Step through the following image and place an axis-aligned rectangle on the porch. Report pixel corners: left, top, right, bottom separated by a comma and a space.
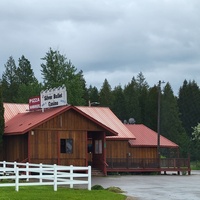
106, 157, 191, 175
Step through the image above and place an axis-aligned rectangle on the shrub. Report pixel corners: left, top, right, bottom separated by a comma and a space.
91, 185, 104, 190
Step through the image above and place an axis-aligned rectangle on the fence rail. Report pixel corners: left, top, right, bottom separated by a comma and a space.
0, 161, 91, 191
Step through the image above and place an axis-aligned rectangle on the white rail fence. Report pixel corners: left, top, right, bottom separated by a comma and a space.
0, 161, 91, 191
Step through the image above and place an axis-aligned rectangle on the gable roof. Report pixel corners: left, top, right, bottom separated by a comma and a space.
4, 103, 134, 139
126, 124, 178, 148
77, 106, 135, 140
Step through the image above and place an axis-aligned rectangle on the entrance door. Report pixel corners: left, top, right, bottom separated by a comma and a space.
87, 131, 106, 174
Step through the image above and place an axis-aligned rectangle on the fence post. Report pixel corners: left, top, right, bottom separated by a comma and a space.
14, 161, 17, 170
88, 166, 91, 190
15, 167, 19, 192
53, 164, 57, 191
3, 161, 6, 175
70, 165, 73, 189
26, 162, 29, 181
39, 163, 43, 183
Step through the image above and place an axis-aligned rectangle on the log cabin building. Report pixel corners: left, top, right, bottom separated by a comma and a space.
3, 103, 191, 175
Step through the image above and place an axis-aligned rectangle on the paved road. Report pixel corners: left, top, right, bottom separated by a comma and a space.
91, 171, 200, 200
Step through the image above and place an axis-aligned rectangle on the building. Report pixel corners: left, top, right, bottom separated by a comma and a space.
3, 103, 190, 175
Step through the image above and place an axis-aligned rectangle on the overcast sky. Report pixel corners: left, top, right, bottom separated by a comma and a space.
1, 0, 200, 95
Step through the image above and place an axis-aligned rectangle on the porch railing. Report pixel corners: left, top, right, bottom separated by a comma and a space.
106, 157, 190, 173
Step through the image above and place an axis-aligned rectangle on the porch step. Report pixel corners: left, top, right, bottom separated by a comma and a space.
92, 168, 105, 176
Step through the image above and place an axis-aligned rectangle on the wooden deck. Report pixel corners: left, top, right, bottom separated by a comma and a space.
106, 157, 191, 175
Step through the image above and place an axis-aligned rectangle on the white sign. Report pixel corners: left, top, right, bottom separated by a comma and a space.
40, 85, 67, 109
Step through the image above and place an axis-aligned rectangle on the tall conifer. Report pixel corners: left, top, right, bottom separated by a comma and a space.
0, 84, 4, 145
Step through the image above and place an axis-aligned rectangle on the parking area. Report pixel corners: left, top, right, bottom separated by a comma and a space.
91, 171, 200, 200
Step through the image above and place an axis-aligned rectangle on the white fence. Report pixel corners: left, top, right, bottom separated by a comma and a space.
0, 161, 91, 191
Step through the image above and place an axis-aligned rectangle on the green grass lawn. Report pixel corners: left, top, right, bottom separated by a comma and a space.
0, 186, 126, 200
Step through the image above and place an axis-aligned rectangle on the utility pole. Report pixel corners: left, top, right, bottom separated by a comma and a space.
157, 80, 161, 158
157, 80, 165, 158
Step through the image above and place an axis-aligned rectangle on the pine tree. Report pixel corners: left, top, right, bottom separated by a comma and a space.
17, 55, 38, 85
99, 79, 113, 107
136, 72, 149, 124
15, 55, 41, 103
1, 56, 18, 102
41, 48, 86, 105
161, 83, 189, 157
0, 84, 4, 146
178, 80, 200, 138
178, 80, 200, 160
111, 85, 126, 121
87, 85, 99, 106
145, 85, 158, 131
124, 77, 141, 123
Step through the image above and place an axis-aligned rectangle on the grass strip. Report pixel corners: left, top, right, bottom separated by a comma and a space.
0, 186, 126, 200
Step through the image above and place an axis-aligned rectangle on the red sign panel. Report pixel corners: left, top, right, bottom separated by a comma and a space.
29, 96, 41, 111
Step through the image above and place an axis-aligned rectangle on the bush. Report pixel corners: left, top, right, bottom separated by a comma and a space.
91, 185, 104, 190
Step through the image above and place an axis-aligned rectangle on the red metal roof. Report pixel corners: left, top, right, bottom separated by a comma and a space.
4, 106, 70, 135
77, 106, 135, 140
4, 103, 29, 123
4, 104, 133, 139
126, 124, 178, 148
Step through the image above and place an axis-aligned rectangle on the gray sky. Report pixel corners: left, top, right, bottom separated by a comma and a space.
1, 0, 200, 95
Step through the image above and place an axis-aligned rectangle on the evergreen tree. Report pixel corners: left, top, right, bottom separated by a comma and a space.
99, 79, 113, 107
1, 56, 18, 102
124, 77, 141, 123
145, 85, 158, 131
178, 80, 200, 160
111, 85, 126, 121
17, 55, 38, 85
0, 84, 4, 145
161, 83, 189, 157
136, 72, 149, 124
15, 55, 41, 103
178, 80, 200, 138
87, 85, 99, 106
41, 48, 86, 105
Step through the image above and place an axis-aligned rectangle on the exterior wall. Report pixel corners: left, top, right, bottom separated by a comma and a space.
59, 130, 87, 166
29, 130, 58, 164
28, 109, 106, 166
4, 134, 28, 162
106, 140, 157, 159
106, 140, 128, 158
37, 109, 105, 131
29, 130, 87, 166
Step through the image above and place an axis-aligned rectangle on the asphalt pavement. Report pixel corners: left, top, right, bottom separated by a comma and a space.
91, 171, 200, 200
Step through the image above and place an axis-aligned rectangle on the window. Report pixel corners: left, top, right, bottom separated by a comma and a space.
60, 139, 73, 154
95, 140, 102, 154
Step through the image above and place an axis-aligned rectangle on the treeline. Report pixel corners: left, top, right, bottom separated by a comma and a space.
1, 48, 200, 160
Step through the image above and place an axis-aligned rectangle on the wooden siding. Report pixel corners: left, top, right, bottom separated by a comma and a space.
59, 130, 87, 166
29, 130, 57, 164
4, 135, 28, 162
106, 140, 157, 159
36, 109, 106, 131
28, 109, 100, 166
